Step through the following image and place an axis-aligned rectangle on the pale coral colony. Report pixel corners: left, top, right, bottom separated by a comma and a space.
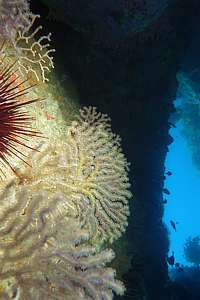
0, 1, 132, 300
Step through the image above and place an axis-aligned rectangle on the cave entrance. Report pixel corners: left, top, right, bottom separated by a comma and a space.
163, 72, 200, 273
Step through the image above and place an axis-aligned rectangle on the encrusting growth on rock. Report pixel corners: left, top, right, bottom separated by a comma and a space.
0, 0, 55, 83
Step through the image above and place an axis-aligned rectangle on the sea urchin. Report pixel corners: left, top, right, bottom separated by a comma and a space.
0, 51, 42, 178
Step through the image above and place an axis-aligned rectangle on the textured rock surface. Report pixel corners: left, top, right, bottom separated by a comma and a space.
41, 0, 174, 45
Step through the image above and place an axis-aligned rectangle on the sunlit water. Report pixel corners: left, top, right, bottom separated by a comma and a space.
163, 97, 200, 267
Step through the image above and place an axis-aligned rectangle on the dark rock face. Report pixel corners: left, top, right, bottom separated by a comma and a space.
41, 0, 174, 45
170, 266, 200, 300
33, 0, 200, 299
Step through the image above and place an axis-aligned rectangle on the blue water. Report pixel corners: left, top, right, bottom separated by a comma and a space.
164, 98, 200, 267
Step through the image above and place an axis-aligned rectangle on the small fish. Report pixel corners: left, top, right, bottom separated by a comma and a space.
177, 267, 184, 272
167, 251, 175, 266
175, 262, 183, 272
168, 122, 176, 128
175, 263, 180, 268
165, 171, 172, 176
170, 220, 177, 232
163, 188, 170, 195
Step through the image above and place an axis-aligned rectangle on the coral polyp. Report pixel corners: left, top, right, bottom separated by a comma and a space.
0, 56, 42, 178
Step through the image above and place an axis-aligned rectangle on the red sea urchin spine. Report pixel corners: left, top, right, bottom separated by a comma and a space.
0, 59, 43, 178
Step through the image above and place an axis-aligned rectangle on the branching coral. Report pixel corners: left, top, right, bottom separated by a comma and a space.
65, 106, 132, 243
14, 107, 132, 243
0, 0, 55, 82
0, 100, 130, 298
0, 2, 131, 298
0, 182, 125, 299
14, 14, 55, 83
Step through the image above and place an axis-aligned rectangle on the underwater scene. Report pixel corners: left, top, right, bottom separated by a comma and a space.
0, 1, 200, 300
